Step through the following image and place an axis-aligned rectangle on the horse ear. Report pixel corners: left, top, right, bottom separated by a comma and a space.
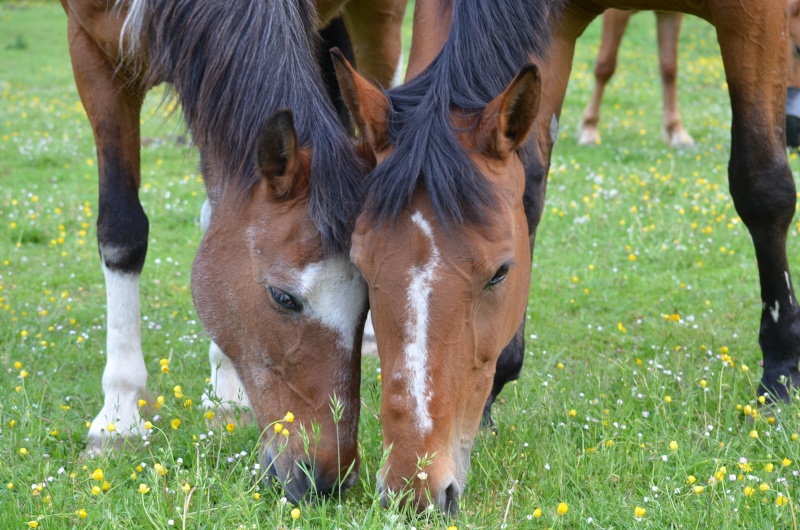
331, 47, 390, 152
257, 109, 303, 201
478, 64, 542, 159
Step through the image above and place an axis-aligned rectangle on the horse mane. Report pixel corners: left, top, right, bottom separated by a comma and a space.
366, 0, 565, 226
126, 0, 366, 253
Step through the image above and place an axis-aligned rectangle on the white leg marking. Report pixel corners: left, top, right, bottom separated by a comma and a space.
403, 211, 441, 434
88, 265, 148, 453
390, 48, 405, 89
771, 300, 781, 323
202, 341, 251, 409
200, 198, 212, 234
550, 113, 559, 143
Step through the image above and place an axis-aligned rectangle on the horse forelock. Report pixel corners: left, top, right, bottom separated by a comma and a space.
366, 0, 565, 229
133, 0, 365, 254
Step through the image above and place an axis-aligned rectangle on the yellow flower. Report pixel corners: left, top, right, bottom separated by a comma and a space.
741, 364, 749, 373
19, 447, 28, 455
144, 421, 153, 430
20, 370, 29, 378
447, 527, 458, 530
556, 362, 565, 369
669, 441, 678, 451
171, 419, 181, 430
13, 361, 22, 369
569, 409, 577, 417
749, 430, 758, 439
759, 483, 770, 492
106, 422, 116, 432
532, 508, 542, 518
777, 495, 788, 506
628, 253, 636, 262
664, 395, 672, 403
154, 463, 167, 476
557, 502, 569, 515
282, 429, 290, 437
617, 322, 626, 333
765, 463, 774, 473
138, 399, 147, 408
253, 492, 261, 500
758, 395, 766, 405
687, 475, 697, 485
181, 483, 191, 493
284, 412, 295, 423
273, 423, 283, 434
27, 522, 38, 528
102, 480, 111, 492
700, 379, 707, 388
77, 508, 87, 518
744, 486, 755, 497
91, 485, 101, 495
634, 506, 646, 518
782, 458, 792, 467
205, 410, 215, 421
138, 484, 151, 494
226, 423, 235, 433
174, 386, 184, 399
693, 486, 705, 494
92, 468, 104, 481
7, 483, 14, 489
291, 508, 301, 520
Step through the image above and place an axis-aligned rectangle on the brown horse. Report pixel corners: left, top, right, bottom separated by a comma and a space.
577, 9, 695, 148
335, 0, 795, 514
60, 0, 403, 501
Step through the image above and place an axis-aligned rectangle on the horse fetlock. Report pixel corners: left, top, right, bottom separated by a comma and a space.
577, 122, 601, 146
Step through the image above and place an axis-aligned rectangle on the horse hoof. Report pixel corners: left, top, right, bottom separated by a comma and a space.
786, 115, 800, 149
665, 128, 696, 149
577, 125, 601, 146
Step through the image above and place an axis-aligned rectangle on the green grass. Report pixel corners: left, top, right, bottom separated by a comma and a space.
3, 3, 800, 528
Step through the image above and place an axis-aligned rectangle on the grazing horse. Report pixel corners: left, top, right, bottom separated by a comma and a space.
335, 0, 796, 514
59, 0, 394, 501
577, 9, 695, 148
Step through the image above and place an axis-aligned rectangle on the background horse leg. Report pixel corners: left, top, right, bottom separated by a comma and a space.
578, 9, 633, 146
342, 0, 407, 87
655, 11, 694, 148
786, 0, 800, 147
714, 2, 800, 402
64, 12, 149, 454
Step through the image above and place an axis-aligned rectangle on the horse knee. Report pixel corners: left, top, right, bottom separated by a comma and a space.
97, 185, 149, 273
594, 57, 616, 84
659, 60, 677, 86
729, 154, 795, 231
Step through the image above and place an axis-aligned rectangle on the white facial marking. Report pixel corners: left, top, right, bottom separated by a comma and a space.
88, 264, 148, 452
771, 300, 781, 323
550, 113, 559, 143
296, 255, 367, 352
403, 211, 441, 434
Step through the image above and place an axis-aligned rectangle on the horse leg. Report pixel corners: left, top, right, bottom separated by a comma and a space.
578, 9, 633, 146
713, 2, 800, 402
198, 199, 253, 423
65, 14, 149, 454
655, 11, 694, 148
342, 0, 407, 87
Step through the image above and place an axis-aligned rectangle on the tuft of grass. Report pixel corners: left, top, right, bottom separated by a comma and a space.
2, 4, 800, 528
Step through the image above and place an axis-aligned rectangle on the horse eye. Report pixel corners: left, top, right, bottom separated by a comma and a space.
488, 264, 510, 287
268, 286, 301, 311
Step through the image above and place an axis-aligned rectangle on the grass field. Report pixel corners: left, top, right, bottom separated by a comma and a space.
3, 2, 800, 528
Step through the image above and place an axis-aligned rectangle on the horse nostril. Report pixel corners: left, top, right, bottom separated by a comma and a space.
443, 482, 459, 516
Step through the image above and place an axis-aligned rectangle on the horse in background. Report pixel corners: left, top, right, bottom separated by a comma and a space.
577, 9, 695, 148
787, 0, 800, 147
334, 0, 796, 514
59, 0, 405, 501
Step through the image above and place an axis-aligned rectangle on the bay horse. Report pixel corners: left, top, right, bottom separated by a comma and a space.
334, 0, 796, 514
577, 9, 695, 148
60, 0, 404, 501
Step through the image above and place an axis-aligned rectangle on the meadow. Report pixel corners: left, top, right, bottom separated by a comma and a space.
2, 2, 800, 528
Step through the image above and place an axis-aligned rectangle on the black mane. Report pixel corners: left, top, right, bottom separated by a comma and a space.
135, 0, 365, 253
366, 0, 564, 226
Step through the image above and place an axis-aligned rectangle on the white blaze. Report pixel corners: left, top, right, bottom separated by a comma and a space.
403, 211, 441, 433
